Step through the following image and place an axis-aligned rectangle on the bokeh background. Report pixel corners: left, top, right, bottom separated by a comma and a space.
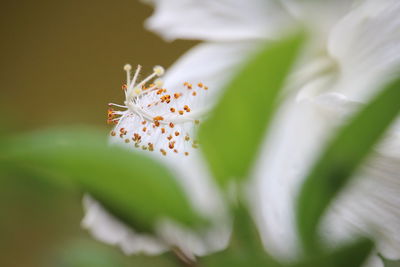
0, 1, 194, 266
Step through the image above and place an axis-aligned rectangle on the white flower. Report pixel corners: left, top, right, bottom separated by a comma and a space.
84, 63, 231, 257
83, 0, 400, 266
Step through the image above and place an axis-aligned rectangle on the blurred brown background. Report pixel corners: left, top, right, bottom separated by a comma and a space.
0, 1, 194, 266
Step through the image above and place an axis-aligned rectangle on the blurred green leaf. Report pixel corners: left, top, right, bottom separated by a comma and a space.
48, 239, 179, 267
380, 256, 400, 267
297, 78, 400, 252
0, 127, 204, 232
202, 203, 281, 267
199, 32, 305, 187
293, 238, 373, 267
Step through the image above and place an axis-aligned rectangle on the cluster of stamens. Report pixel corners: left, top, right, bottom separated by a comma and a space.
107, 64, 209, 156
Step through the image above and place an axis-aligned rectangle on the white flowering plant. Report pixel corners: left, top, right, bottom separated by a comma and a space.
1, 30, 400, 267
2, 0, 400, 266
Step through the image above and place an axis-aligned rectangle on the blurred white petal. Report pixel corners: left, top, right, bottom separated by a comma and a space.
82, 195, 167, 255
322, 124, 400, 260
281, 0, 354, 33
145, 0, 294, 41
162, 41, 262, 101
328, 0, 400, 101
253, 92, 400, 264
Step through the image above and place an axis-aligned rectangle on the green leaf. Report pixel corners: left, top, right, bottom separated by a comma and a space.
202, 203, 281, 267
0, 127, 204, 232
297, 78, 400, 252
49, 239, 179, 267
199, 32, 305, 187
293, 238, 373, 267
380, 255, 400, 267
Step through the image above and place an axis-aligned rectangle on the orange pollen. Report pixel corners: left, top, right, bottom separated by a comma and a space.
204, 86, 208, 90
160, 149, 167, 156
184, 136, 190, 141
141, 121, 146, 125
178, 110, 184, 115
192, 92, 197, 96
110, 131, 116, 136
148, 143, 154, 151
174, 93, 180, 99
161, 128, 166, 134
142, 127, 147, 132
168, 142, 175, 149
132, 133, 142, 142
170, 107, 176, 112
169, 122, 174, 128
198, 83, 203, 88
174, 149, 178, 153
122, 84, 127, 90
175, 131, 180, 136
153, 116, 164, 121
167, 135, 173, 141
184, 152, 189, 156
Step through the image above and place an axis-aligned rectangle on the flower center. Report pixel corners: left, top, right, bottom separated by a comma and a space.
107, 64, 209, 156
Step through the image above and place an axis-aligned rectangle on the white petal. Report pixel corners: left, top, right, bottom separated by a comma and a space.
321, 123, 400, 261
253, 92, 400, 265
162, 41, 262, 106
253, 94, 335, 260
81, 195, 166, 255
145, 0, 294, 41
281, 0, 354, 34
328, 0, 400, 102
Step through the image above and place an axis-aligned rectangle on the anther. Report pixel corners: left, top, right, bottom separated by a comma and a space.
153, 65, 165, 76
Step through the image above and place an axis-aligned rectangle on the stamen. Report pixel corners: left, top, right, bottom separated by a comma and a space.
124, 64, 132, 87
108, 64, 210, 156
